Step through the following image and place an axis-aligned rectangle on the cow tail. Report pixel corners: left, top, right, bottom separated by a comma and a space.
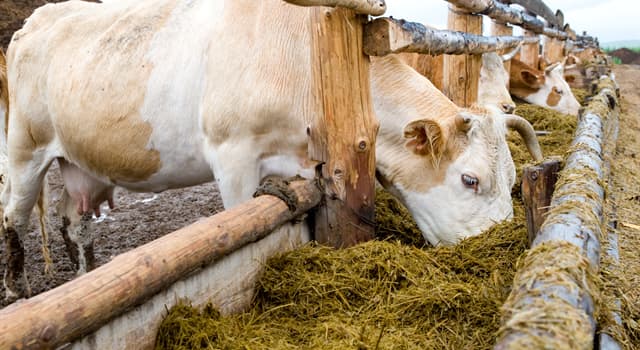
37, 181, 53, 275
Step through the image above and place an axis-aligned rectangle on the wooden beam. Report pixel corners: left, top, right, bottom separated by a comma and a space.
445, 0, 567, 39
363, 17, 538, 56
307, 7, 377, 247
495, 77, 618, 349
543, 36, 565, 64
0, 180, 322, 349
498, 0, 559, 28
521, 25, 540, 69
521, 159, 561, 245
443, 5, 482, 107
283, 0, 386, 15
490, 20, 514, 82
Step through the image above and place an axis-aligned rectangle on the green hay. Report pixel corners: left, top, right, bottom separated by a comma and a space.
156, 103, 581, 350
572, 88, 590, 106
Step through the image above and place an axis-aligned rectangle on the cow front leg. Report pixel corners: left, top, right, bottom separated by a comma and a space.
1, 225, 29, 301
2, 168, 48, 301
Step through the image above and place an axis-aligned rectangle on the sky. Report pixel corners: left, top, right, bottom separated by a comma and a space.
384, 0, 639, 44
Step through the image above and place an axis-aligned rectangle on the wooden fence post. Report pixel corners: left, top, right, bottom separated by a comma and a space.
521, 159, 561, 245
307, 7, 378, 247
490, 20, 513, 82
520, 11, 540, 68
543, 36, 565, 64
443, 5, 482, 107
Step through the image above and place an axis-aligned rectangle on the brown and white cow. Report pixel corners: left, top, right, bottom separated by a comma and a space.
1, 0, 541, 300
509, 58, 581, 116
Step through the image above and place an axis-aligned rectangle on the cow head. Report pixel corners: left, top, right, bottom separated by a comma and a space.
372, 56, 543, 246
478, 52, 516, 114
509, 58, 580, 116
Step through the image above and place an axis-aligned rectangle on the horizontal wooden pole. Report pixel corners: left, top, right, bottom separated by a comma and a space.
445, 0, 568, 39
0, 180, 322, 350
282, 0, 386, 15
495, 77, 618, 349
499, 0, 560, 27
364, 17, 538, 56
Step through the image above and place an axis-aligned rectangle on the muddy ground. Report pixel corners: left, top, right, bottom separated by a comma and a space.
0, 164, 225, 308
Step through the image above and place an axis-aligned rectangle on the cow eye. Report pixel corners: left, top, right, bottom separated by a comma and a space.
553, 87, 564, 95
461, 174, 479, 191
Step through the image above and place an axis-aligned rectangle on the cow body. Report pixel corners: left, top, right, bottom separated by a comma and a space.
2, 0, 540, 300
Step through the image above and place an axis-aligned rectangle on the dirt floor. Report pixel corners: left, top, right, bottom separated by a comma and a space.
608, 64, 640, 345
0, 165, 225, 308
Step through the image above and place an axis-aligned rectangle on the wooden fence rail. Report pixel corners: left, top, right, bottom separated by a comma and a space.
363, 17, 539, 56
495, 77, 619, 349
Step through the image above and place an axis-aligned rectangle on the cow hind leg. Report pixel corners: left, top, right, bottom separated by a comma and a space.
2, 158, 52, 301
57, 159, 114, 274
57, 191, 96, 274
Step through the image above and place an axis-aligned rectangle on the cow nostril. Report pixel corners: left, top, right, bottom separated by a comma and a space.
502, 104, 516, 113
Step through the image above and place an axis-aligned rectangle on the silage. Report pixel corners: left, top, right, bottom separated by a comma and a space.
155, 103, 579, 350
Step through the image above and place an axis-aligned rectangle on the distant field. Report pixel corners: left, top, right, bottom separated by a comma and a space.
602, 40, 640, 50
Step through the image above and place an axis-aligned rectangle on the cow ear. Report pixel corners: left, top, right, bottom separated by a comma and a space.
403, 119, 445, 160
521, 70, 543, 88
564, 75, 576, 84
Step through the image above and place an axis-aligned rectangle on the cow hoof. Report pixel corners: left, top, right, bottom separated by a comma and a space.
4, 288, 21, 303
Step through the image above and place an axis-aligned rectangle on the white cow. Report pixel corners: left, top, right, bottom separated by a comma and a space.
1, 0, 541, 300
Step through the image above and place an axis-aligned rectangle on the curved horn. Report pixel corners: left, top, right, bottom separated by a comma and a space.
505, 114, 543, 162
501, 42, 522, 62
545, 62, 562, 74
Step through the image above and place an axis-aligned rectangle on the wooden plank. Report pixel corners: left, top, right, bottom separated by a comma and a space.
490, 20, 514, 81
543, 36, 565, 64
282, 0, 386, 15
521, 159, 561, 245
363, 17, 538, 56
443, 5, 482, 107
70, 224, 311, 350
307, 7, 377, 247
521, 26, 540, 69
0, 180, 322, 350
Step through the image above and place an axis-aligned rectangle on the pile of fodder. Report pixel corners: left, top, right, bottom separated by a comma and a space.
157, 205, 528, 350
156, 103, 578, 350
572, 88, 590, 106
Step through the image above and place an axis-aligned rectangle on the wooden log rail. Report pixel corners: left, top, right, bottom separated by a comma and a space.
363, 17, 539, 56
445, 0, 568, 40
495, 76, 619, 349
499, 0, 559, 27
0, 179, 322, 350
283, 0, 386, 15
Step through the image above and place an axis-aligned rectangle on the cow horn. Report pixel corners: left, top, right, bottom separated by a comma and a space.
501, 42, 522, 62
505, 114, 543, 162
545, 62, 562, 74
